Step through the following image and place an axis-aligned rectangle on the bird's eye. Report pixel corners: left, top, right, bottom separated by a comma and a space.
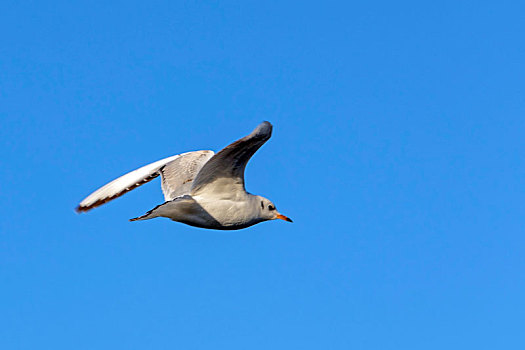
268, 205, 275, 211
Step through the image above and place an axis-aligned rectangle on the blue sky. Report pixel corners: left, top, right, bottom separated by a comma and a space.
1, 1, 525, 349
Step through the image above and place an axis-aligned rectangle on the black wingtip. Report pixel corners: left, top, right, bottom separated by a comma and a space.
253, 121, 272, 139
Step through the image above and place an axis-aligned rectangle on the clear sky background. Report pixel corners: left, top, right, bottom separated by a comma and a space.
1, 1, 525, 349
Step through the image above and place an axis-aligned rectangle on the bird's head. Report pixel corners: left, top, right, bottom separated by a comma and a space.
256, 196, 293, 223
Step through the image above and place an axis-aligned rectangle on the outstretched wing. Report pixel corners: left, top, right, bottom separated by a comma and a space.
190, 121, 272, 198
76, 151, 213, 212
160, 150, 214, 200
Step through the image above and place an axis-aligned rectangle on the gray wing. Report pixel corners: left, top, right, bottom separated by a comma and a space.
160, 150, 214, 200
190, 121, 272, 198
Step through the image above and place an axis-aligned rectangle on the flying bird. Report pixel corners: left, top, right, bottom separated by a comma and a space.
76, 121, 292, 230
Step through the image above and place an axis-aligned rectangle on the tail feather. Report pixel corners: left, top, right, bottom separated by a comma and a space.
129, 195, 193, 223
129, 203, 164, 222
129, 215, 152, 222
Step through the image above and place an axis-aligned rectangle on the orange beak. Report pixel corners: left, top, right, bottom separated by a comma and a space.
276, 213, 293, 222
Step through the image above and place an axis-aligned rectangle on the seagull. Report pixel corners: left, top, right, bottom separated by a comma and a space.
76, 121, 292, 230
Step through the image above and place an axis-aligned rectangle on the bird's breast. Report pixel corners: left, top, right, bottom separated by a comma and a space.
193, 196, 260, 228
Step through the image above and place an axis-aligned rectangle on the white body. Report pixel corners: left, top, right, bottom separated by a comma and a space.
144, 193, 266, 230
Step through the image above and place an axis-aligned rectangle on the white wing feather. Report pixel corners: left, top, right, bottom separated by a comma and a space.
76, 151, 213, 212
160, 150, 214, 200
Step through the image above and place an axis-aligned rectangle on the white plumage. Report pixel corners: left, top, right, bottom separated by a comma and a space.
77, 151, 214, 211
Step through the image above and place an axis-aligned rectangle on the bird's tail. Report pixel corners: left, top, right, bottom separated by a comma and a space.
129, 204, 164, 222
